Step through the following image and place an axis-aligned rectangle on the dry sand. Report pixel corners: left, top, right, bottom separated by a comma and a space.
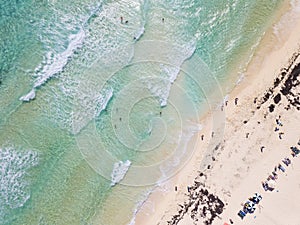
134, 2, 300, 225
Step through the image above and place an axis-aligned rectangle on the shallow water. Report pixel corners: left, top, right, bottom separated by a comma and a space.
0, 0, 284, 224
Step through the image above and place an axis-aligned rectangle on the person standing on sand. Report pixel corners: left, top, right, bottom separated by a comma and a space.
235, 98, 238, 105
279, 132, 284, 139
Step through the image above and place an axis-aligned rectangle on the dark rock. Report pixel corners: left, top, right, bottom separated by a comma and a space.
269, 104, 275, 113
274, 93, 281, 104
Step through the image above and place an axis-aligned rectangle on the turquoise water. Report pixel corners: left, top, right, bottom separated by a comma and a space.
0, 0, 283, 224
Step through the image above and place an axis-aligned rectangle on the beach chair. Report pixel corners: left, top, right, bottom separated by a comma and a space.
249, 207, 256, 214
262, 182, 268, 191
278, 164, 285, 172
282, 158, 290, 166
291, 147, 300, 155
272, 171, 278, 179
238, 210, 246, 219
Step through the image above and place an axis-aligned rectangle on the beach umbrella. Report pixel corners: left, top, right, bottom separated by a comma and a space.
267, 180, 276, 190
247, 202, 255, 213
252, 193, 262, 204
244, 201, 255, 213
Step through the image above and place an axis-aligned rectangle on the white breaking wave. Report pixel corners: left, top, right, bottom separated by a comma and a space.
134, 26, 145, 41
0, 146, 38, 212
19, 89, 36, 102
42, 0, 143, 132
143, 42, 196, 107
72, 87, 114, 134
110, 160, 131, 187
144, 77, 171, 107
161, 64, 180, 84
19, 29, 86, 103
144, 64, 181, 107
34, 29, 85, 88
95, 88, 114, 117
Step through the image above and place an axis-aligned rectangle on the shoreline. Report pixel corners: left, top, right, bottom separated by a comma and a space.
134, 2, 300, 225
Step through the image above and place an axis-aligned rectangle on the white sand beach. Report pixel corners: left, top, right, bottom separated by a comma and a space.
134, 2, 300, 225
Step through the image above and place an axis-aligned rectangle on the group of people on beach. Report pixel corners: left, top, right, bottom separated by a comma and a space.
220, 98, 238, 111
274, 116, 284, 139
261, 139, 300, 192
262, 141, 300, 191
237, 139, 300, 222
237, 193, 262, 220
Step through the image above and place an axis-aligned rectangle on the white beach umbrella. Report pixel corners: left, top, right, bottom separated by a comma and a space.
267, 180, 276, 190
252, 193, 262, 203
244, 201, 255, 213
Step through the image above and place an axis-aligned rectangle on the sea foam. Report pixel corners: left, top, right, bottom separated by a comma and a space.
19, 29, 86, 103
110, 160, 131, 187
19, 89, 36, 102
143, 42, 196, 107
95, 88, 114, 117
0, 146, 38, 213
72, 87, 114, 134
134, 26, 145, 41
34, 29, 85, 88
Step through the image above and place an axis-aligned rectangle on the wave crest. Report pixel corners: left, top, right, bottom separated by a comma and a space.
110, 160, 131, 187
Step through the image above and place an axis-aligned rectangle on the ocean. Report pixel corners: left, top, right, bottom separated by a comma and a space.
0, 0, 284, 224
